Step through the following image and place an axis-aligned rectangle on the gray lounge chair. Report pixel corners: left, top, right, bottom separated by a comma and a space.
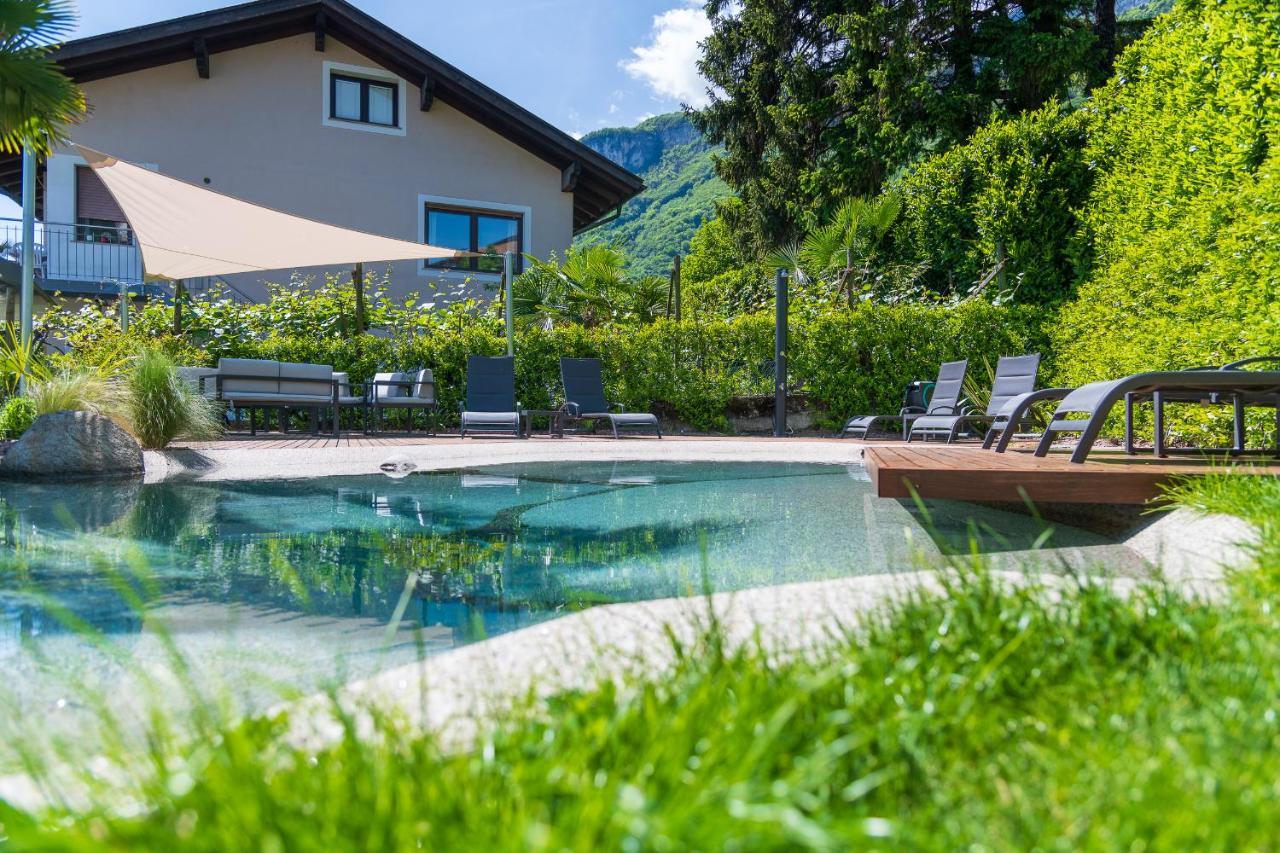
460, 356, 522, 438
559, 357, 661, 438
910, 353, 1041, 443
842, 360, 968, 440
369, 369, 437, 434
1036, 366, 1280, 463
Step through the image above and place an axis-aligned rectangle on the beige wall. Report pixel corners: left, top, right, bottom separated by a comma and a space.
50, 34, 575, 304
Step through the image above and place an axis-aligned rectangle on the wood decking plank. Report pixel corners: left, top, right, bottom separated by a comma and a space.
866, 445, 1280, 504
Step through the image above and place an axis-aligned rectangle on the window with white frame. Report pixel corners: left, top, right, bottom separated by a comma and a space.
424, 204, 524, 274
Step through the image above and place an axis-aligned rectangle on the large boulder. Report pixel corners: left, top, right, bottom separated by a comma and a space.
1, 410, 143, 480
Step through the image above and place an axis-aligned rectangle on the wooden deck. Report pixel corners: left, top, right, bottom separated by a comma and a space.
865, 444, 1280, 504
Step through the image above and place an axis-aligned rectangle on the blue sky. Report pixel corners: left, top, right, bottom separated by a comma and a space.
74, 0, 713, 136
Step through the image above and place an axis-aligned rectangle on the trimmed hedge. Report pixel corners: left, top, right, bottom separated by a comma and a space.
50, 300, 1043, 432
1050, 0, 1280, 444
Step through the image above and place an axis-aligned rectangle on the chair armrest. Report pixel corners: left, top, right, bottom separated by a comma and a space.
563, 402, 582, 417
898, 406, 926, 416
929, 405, 963, 415
611, 402, 626, 413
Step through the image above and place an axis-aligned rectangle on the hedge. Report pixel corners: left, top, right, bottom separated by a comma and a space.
1049, 0, 1280, 444
48, 297, 1044, 433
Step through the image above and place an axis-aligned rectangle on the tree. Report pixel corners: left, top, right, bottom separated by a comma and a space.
692, 0, 1104, 250
0, 0, 85, 153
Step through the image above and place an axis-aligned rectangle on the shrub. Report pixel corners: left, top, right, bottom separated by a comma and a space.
886, 104, 1093, 303
0, 395, 36, 439
124, 349, 223, 449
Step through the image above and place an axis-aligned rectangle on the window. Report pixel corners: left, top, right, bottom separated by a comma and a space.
424, 204, 523, 274
329, 73, 399, 128
75, 166, 131, 244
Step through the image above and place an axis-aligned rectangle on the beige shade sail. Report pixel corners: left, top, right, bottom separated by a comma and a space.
74, 145, 464, 281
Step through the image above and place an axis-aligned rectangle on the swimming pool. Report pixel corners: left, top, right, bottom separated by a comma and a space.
0, 461, 1136, 723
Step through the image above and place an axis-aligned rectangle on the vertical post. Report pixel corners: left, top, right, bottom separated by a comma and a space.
19, 145, 36, 391
672, 254, 682, 322
119, 280, 130, 332
503, 251, 514, 356
774, 268, 788, 438
173, 279, 186, 334
352, 262, 366, 334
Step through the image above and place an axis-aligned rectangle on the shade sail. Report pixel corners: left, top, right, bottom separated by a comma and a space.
74, 145, 463, 280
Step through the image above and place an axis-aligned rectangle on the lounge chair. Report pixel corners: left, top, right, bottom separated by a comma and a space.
559, 357, 661, 438
983, 387, 1072, 452
369, 369, 437, 434
1035, 365, 1280, 463
460, 355, 522, 438
909, 353, 1041, 443
841, 360, 968, 440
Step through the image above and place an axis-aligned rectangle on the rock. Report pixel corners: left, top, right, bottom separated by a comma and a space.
1, 411, 143, 480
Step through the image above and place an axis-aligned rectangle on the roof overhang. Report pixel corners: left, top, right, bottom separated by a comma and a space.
0, 0, 642, 232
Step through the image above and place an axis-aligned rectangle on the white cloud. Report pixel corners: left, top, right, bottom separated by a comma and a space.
621, 4, 712, 108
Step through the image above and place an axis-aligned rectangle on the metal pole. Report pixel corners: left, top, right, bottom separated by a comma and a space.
173, 279, 186, 334
19, 145, 36, 391
352, 262, 366, 334
774, 268, 788, 438
672, 254, 682, 322
119, 280, 129, 331
503, 251, 514, 356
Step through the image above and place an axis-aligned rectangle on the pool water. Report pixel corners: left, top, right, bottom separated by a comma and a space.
0, 461, 1135, 725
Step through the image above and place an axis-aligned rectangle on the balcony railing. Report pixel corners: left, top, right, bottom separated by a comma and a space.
0, 218, 252, 302
0, 217, 144, 289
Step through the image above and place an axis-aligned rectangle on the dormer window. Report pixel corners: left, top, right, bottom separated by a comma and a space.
330, 73, 397, 127
322, 61, 406, 136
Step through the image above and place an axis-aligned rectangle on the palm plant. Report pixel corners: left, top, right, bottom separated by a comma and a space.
769, 193, 904, 306
0, 0, 86, 153
514, 245, 666, 328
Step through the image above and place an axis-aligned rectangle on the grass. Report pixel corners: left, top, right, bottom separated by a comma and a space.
1, 476, 1278, 849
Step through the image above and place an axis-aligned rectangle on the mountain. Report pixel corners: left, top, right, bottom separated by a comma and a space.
575, 113, 730, 277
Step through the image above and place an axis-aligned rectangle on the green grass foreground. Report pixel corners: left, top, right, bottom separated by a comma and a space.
3, 479, 1280, 850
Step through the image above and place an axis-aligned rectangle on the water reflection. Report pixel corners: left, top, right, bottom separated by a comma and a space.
0, 461, 1133, 666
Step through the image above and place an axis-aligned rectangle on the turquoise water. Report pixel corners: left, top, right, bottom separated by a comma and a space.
0, 461, 1133, 718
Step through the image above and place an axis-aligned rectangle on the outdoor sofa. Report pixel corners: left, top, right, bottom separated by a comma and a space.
460, 355, 523, 438
559, 357, 661, 438
202, 357, 342, 436
841, 360, 968, 440
908, 353, 1041, 443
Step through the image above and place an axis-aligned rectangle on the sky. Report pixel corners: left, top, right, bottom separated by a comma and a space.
72, 0, 714, 136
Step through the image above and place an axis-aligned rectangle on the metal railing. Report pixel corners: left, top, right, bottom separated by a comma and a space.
0, 217, 144, 287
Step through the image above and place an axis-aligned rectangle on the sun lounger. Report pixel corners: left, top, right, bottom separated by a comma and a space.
983, 387, 1072, 452
559, 357, 661, 438
460, 355, 522, 438
1036, 367, 1280, 462
842, 360, 968, 440
907, 353, 1041, 443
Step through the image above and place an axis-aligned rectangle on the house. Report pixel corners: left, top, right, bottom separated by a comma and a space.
0, 0, 643, 308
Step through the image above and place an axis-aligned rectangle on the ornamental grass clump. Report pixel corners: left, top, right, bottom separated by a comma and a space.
123, 349, 222, 449
27, 368, 125, 421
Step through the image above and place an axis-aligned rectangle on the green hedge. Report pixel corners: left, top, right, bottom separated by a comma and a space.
49, 298, 1043, 432
887, 105, 1093, 304
1049, 0, 1280, 444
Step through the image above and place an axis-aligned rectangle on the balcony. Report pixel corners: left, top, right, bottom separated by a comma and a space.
0, 218, 168, 299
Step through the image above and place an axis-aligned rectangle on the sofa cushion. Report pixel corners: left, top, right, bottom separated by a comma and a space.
218, 358, 279, 395
413, 369, 435, 402
279, 362, 334, 396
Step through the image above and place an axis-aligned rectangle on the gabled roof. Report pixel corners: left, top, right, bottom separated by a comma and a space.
5, 0, 643, 231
